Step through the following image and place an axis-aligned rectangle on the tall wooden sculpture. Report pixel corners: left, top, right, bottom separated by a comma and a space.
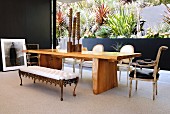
67, 8, 73, 52
72, 17, 76, 52
67, 8, 82, 52
76, 12, 82, 52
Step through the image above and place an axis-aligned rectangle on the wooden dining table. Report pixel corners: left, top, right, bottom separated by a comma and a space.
24, 49, 141, 95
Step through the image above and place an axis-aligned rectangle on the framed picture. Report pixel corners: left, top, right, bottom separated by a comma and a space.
1, 39, 27, 71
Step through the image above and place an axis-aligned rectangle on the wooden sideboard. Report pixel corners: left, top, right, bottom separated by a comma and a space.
39, 54, 62, 70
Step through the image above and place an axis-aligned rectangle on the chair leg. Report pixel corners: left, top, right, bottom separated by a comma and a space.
153, 82, 156, 100
129, 79, 132, 98
73, 63, 75, 73
73, 77, 79, 96
62, 64, 64, 71
60, 80, 64, 101
19, 70, 23, 86
156, 82, 158, 95
135, 80, 138, 91
79, 63, 83, 78
127, 71, 129, 86
62, 58, 64, 71
119, 71, 121, 81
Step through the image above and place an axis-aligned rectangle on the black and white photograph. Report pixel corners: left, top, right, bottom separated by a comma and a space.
1, 39, 27, 71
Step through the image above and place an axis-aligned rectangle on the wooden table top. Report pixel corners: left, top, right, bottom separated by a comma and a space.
24, 49, 141, 61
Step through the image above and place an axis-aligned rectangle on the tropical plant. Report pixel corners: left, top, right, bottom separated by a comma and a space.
107, 6, 137, 38
120, 0, 132, 5
145, 0, 170, 5
77, 8, 95, 38
56, 9, 68, 38
111, 42, 124, 51
157, 23, 170, 33
144, 28, 164, 38
56, 0, 117, 38
56, 10, 65, 26
163, 4, 170, 25
95, 26, 112, 38
95, 4, 110, 25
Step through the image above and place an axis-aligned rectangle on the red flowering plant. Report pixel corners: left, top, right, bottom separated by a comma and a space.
91, 4, 111, 38
95, 4, 109, 25
56, 9, 68, 38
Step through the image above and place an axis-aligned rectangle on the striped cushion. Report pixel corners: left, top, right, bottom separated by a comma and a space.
20, 66, 79, 80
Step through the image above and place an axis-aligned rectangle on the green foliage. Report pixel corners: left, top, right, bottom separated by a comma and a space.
157, 23, 170, 33
57, 0, 117, 38
144, 33, 163, 38
145, 0, 170, 5
111, 42, 123, 51
144, 28, 169, 38
56, 0, 170, 39
56, 10, 68, 38
163, 4, 170, 25
95, 26, 112, 38
107, 6, 137, 38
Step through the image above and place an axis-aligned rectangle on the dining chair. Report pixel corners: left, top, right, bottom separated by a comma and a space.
80, 44, 104, 78
117, 45, 134, 86
62, 58, 81, 73
129, 46, 168, 100
61, 47, 88, 73
25, 44, 39, 66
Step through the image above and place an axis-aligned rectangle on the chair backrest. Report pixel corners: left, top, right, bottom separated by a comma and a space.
25, 44, 39, 66
26, 44, 39, 50
82, 44, 104, 67
153, 46, 168, 80
92, 44, 104, 52
120, 45, 134, 63
82, 47, 88, 51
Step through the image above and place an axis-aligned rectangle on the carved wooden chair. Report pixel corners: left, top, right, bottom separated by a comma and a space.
129, 46, 168, 100
25, 44, 39, 66
118, 45, 134, 86
80, 44, 104, 78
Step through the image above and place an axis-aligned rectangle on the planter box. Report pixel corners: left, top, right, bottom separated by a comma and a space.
82, 38, 170, 70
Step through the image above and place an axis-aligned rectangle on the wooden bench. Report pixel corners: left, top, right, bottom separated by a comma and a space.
18, 66, 79, 101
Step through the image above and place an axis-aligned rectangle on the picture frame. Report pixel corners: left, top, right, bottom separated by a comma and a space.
1, 38, 27, 71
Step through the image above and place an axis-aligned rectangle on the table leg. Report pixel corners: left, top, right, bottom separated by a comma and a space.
92, 58, 118, 94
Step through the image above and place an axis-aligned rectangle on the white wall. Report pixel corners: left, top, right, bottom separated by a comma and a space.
141, 4, 170, 31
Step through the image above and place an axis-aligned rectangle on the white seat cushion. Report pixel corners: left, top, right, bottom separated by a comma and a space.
20, 66, 79, 80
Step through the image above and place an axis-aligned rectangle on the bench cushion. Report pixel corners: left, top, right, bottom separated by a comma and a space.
20, 66, 79, 80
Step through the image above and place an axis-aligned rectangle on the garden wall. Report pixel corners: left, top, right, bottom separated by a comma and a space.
82, 38, 170, 70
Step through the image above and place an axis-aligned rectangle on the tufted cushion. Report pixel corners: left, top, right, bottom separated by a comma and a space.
20, 66, 79, 80
129, 69, 159, 79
